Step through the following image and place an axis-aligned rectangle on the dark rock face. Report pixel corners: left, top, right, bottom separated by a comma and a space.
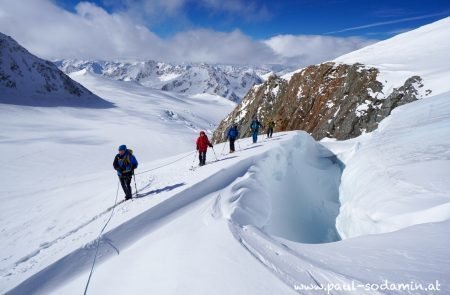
213, 62, 429, 143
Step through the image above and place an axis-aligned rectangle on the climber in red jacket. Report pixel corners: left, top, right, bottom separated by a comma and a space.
196, 131, 213, 166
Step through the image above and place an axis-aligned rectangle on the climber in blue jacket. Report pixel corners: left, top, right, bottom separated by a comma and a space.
227, 124, 239, 153
113, 145, 138, 200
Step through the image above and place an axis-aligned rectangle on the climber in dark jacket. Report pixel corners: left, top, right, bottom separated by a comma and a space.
113, 145, 138, 200
250, 117, 263, 143
227, 124, 239, 153
267, 120, 275, 138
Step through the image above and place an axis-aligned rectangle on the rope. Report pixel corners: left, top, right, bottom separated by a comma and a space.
135, 151, 196, 176
84, 150, 196, 293
84, 181, 120, 295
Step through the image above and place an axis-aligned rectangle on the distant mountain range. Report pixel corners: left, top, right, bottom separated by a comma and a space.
55, 59, 293, 102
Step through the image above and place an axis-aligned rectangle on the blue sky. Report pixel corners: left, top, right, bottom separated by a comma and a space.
1, 0, 449, 65
55, 0, 450, 39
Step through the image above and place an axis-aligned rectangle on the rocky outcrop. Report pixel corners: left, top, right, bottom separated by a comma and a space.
213, 62, 429, 142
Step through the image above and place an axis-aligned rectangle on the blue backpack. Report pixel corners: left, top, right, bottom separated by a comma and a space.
229, 127, 238, 138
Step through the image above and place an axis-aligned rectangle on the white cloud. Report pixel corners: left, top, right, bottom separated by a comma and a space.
169, 29, 276, 64
264, 35, 376, 65
0, 0, 375, 66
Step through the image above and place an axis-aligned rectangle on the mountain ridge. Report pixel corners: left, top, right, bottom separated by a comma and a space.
212, 17, 450, 142
0, 32, 112, 108
56, 59, 293, 102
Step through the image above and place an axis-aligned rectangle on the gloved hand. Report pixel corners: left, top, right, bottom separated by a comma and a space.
209, 144, 213, 148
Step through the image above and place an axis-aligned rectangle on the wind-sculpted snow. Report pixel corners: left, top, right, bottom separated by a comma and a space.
220, 132, 343, 243
330, 91, 450, 239
6, 132, 344, 293
4, 130, 450, 294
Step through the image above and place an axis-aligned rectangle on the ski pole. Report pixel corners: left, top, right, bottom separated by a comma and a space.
220, 139, 226, 155
211, 146, 218, 161
191, 150, 198, 168
237, 138, 242, 151
133, 170, 138, 196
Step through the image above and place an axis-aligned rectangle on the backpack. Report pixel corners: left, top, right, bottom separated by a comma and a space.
118, 149, 136, 172
229, 127, 238, 138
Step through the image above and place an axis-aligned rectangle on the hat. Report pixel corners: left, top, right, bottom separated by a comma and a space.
200, 131, 206, 135
118, 144, 127, 151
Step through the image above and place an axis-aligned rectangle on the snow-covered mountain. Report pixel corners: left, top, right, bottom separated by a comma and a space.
0, 33, 111, 108
55, 59, 290, 102
213, 17, 450, 142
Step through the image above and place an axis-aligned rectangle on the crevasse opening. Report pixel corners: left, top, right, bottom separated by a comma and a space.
224, 132, 344, 244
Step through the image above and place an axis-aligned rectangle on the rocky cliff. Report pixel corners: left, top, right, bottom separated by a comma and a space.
212, 62, 429, 142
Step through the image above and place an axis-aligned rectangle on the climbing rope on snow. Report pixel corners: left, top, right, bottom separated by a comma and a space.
83, 149, 204, 293
83, 181, 120, 295
135, 151, 196, 176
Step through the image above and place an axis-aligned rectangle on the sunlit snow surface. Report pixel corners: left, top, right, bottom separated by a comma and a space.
3, 89, 450, 293
2, 18, 450, 295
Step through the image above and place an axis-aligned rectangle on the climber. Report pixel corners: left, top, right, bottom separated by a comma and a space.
250, 117, 263, 143
113, 145, 138, 200
227, 124, 239, 153
196, 131, 213, 166
267, 120, 275, 138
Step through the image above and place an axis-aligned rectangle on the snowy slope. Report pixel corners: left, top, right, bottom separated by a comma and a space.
0, 33, 111, 108
335, 17, 450, 98
0, 70, 236, 293
5, 123, 450, 294
2, 83, 450, 294
323, 91, 450, 239
317, 16, 450, 239
281, 17, 450, 98
55, 60, 287, 102
2, 17, 450, 295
